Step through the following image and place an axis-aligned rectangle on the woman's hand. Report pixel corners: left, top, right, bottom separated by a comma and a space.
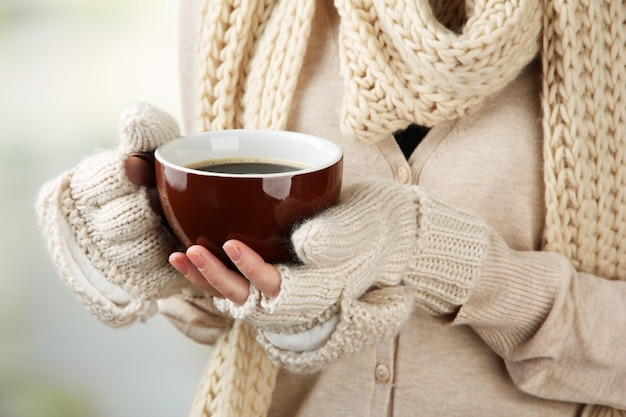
123, 142, 284, 306
161, 180, 491, 373
169, 240, 282, 305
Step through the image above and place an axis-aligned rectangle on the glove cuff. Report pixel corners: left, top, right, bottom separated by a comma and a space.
257, 287, 413, 374
213, 279, 341, 334
405, 188, 490, 315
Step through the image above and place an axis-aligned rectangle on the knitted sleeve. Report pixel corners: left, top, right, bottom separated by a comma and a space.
454, 233, 626, 409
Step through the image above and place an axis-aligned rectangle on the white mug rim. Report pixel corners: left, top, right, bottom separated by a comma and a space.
154, 129, 343, 178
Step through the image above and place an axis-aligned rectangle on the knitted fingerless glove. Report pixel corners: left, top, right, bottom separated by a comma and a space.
214, 180, 491, 372
36, 103, 191, 326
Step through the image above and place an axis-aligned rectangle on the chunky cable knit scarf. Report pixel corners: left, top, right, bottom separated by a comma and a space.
542, 1, 626, 283
189, 1, 626, 416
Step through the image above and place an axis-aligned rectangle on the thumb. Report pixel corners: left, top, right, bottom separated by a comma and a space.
118, 102, 180, 153
291, 185, 380, 266
290, 180, 416, 267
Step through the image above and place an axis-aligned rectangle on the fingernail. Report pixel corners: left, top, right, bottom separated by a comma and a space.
169, 257, 188, 275
187, 251, 206, 269
223, 243, 241, 263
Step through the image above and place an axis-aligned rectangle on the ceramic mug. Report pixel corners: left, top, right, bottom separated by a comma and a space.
154, 130, 343, 266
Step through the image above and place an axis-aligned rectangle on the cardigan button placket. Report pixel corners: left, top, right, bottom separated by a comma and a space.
369, 336, 396, 416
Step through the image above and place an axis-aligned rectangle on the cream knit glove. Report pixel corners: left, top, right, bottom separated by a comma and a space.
36, 103, 191, 327
214, 180, 491, 372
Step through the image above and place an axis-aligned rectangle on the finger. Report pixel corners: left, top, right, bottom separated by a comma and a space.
169, 252, 222, 298
222, 240, 281, 298
124, 152, 156, 186
185, 245, 251, 305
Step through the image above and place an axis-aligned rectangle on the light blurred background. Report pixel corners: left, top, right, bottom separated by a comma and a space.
0, 1, 211, 416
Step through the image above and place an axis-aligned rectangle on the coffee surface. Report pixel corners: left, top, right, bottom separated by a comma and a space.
188, 158, 306, 174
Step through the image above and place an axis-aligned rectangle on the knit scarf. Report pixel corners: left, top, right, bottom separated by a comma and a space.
189, 1, 626, 416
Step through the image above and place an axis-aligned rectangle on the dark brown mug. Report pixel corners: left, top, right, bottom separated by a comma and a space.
154, 130, 343, 266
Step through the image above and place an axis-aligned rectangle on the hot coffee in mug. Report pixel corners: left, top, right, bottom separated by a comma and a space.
187, 157, 308, 174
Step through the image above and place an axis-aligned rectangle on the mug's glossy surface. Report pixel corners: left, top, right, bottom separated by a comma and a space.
155, 130, 343, 265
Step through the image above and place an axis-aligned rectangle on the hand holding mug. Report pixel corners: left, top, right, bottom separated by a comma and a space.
153, 130, 343, 266
37, 103, 190, 326
169, 240, 281, 304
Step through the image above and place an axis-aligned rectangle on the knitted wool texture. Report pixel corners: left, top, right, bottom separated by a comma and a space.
213, 181, 487, 335
541, 5, 626, 412
189, 320, 278, 417
191, 0, 626, 416
541, 1, 626, 282
37, 103, 187, 327
190, 1, 315, 416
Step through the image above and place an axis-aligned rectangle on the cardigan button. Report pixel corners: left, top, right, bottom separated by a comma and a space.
397, 166, 410, 184
375, 363, 391, 383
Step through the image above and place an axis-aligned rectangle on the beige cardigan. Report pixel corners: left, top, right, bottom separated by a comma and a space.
156, 0, 626, 416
